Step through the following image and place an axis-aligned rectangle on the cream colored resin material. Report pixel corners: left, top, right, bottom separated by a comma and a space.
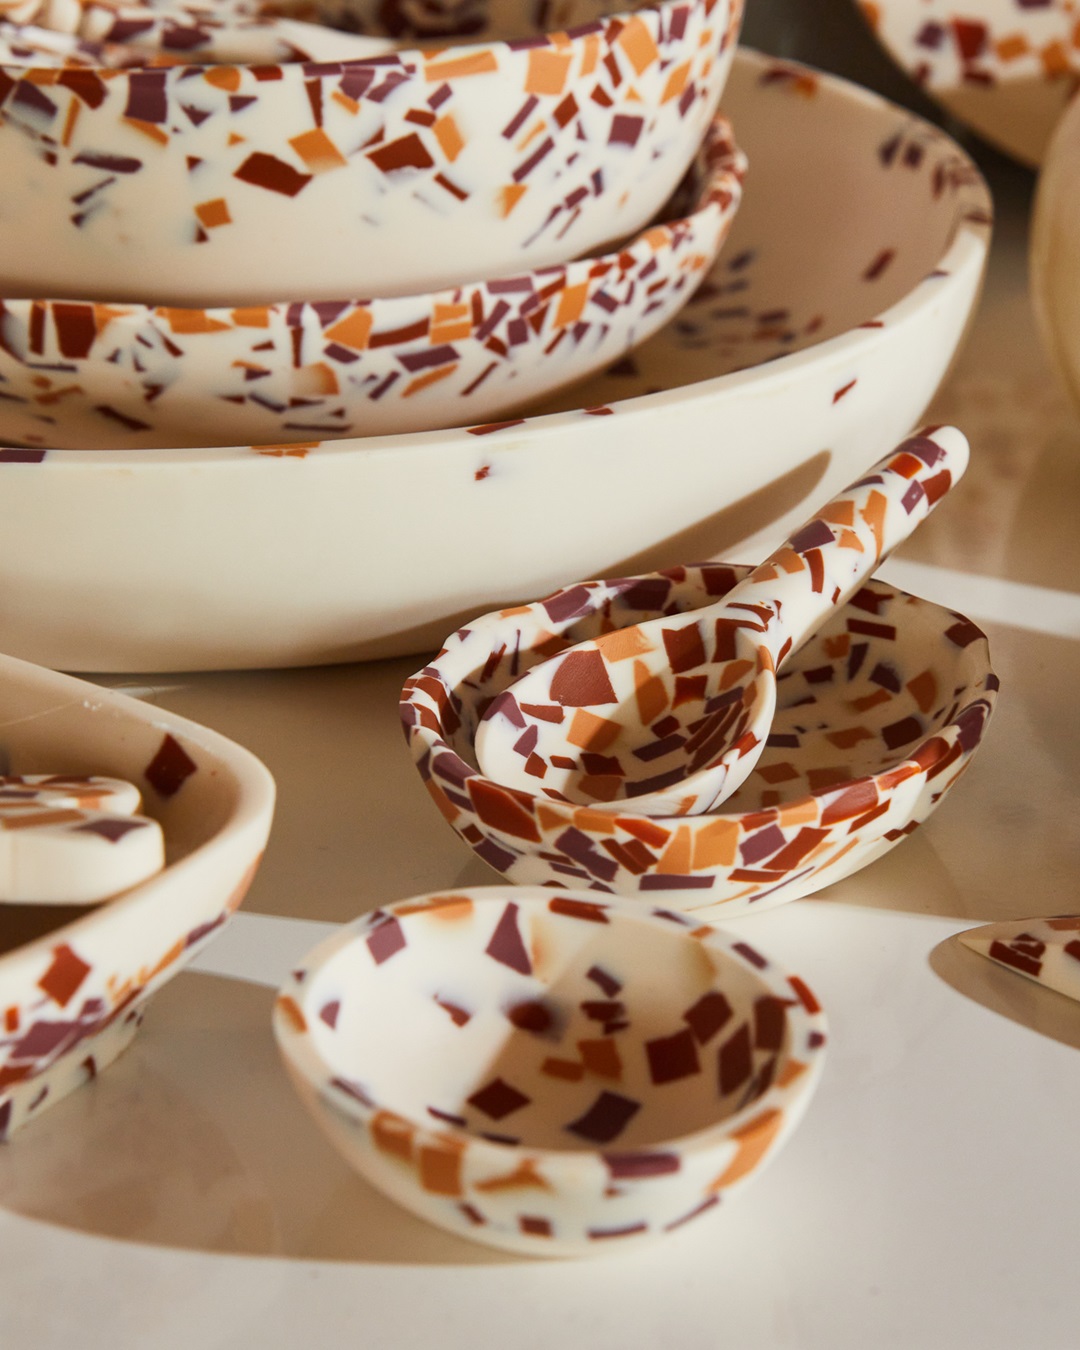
855, 0, 1078, 167
0, 0, 742, 305
0, 653, 275, 1138
274, 887, 828, 1256
0, 50, 991, 672
0, 774, 165, 904
0, 117, 745, 449
401, 566, 997, 912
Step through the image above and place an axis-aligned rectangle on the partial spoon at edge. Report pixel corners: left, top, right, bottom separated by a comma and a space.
473, 425, 969, 817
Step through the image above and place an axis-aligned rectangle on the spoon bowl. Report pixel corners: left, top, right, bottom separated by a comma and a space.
474, 427, 969, 816
401, 566, 997, 910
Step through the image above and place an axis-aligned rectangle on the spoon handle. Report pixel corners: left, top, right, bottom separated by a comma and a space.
736, 426, 969, 666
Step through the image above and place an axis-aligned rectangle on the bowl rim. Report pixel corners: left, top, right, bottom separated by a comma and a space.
273, 885, 828, 1172
16, 46, 992, 469
0, 651, 277, 975
404, 567, 998, 836
0, 0, 730, 75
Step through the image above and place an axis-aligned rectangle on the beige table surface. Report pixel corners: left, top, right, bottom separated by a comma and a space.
3, 8, 1079, 1348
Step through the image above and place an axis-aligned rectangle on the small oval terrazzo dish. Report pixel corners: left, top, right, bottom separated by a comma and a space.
0, 115, 744, 449
273, 887, 827, 1256
400, 568, 998, 913
0, 0, 742, 306
0, 649, 275, 1139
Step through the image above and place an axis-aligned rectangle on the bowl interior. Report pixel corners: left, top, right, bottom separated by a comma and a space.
536, 51, 985, 413
437, 569, 989, 815
303, 896, 788, 1151
0, 655, 267, 955
232, 0, 661, 45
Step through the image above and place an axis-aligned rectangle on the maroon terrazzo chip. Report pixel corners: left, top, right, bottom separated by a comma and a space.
646, 1027, 701, 1084
366, 915, 406, 965
566, 1090, 641, 1144
485, 902, 532, 974
144, 733, 197, 798
603, 1150, 680, 1178
467, 1077, 531, 1120
683, 990, 732, 1043
73, 818, 148, 843
234, 152, 313, 197
718, 1022, 753, 1095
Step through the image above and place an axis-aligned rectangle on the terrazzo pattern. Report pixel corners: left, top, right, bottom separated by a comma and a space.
0, 115, 744, 448
0, 655, 275, 1138
959, 916, 1080, 1006
0, 52, 993, 673
0, 0, 741, 305
400, 568, 997, 912
274, 888, 827, 1255
0, 773, 165, 903
857, 0, 1079, 164
472, 430, 967, 815
18, 0, 399, 65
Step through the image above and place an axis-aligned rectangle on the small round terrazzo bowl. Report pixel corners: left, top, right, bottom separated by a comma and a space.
273, 887, 827, 1256
0, 0, 742, 307
400, 568, 998, 914
0, 116, 744, 450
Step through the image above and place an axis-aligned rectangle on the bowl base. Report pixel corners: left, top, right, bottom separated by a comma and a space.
0, 1002, 145, 1141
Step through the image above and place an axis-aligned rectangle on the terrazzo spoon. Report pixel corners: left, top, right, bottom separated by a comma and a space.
474, 426, 969, 816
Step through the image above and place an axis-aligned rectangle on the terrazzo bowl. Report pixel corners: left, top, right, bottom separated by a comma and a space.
0, 651, 275, 1138
273, 887, 827, 1256
400, 567, 998, 913
5, 0, 401, 64
0, 0, 741, 306
0, 49, 992, 673
854, 0, 1075, 168
0, 116, 744, 450
1031, 93, 1080, 417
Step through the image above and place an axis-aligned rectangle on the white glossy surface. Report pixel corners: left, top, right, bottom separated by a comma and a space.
3, 29, 1080, 1350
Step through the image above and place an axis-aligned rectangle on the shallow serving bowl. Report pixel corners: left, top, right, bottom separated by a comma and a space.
0, 0, 741, 306
400, 567, 998, 912
0, 651, 275, 1138
273, 887, 827, 1256
0, 49, 991, 673
0, 116, 743, 449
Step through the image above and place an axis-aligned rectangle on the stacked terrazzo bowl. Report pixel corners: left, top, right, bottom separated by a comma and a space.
0, 0, 746, 449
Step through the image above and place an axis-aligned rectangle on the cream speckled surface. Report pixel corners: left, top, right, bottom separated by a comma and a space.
1, 8, 1079, 1348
